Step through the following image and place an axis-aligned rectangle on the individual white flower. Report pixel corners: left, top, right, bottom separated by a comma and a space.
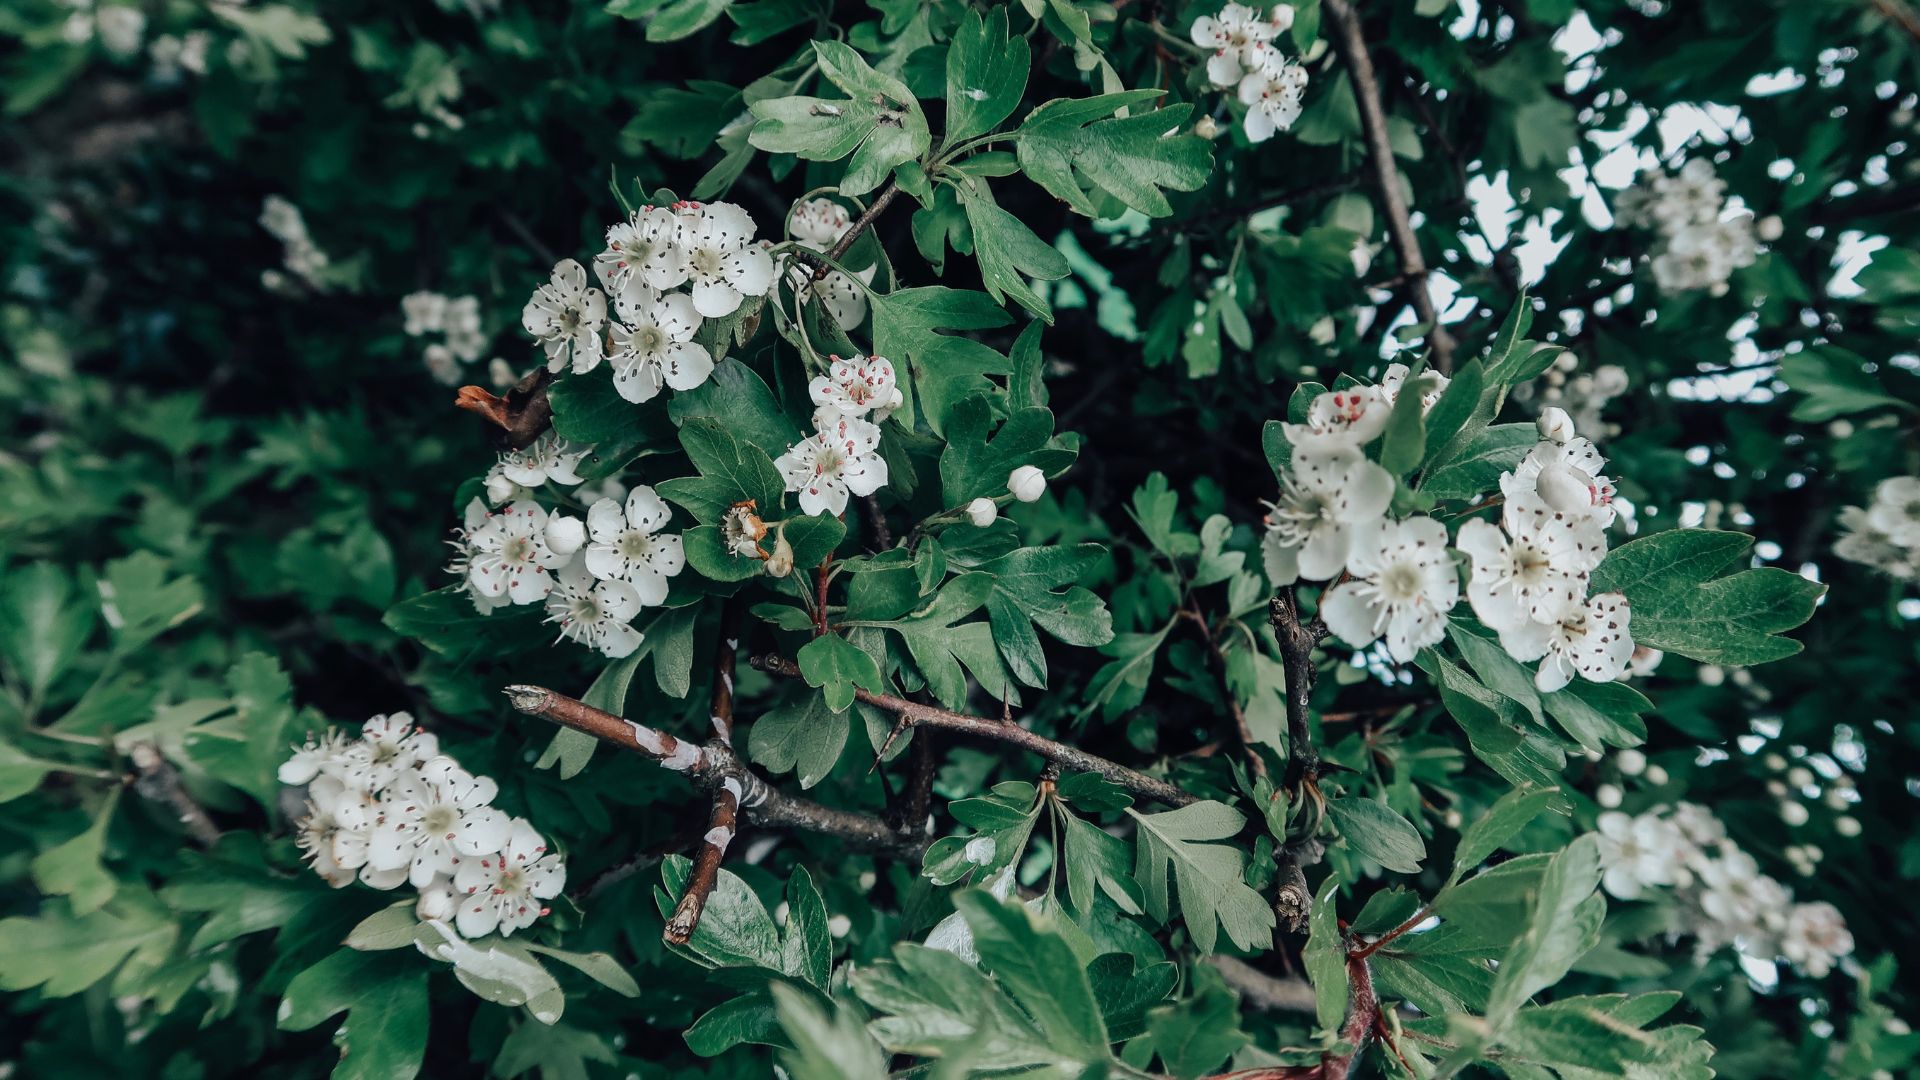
1007, 465, 1047, 503
790, 198, 854, 249
446, 498, 510, 615
775, 413, 889, 517
784, 200, 875, 331
365, 756, 514, 888
331, 713, 441, 793
279, 729, 351, 786
583, 486, 684, 604
544, 561, 644, 658
402, 291, 449, 336
1377, 363, 1449, 413
608, 282, 711, 403
62, 12, 94, 45
1497, 591, 1634, 692
443, 296, 487, 362
1456, 497, 1608, 632
1502, 437, 1617, 526
1834, 504, 1919, 580
1865, 475, 1920, 547
497, 433, 589, 489
423, 344, 461, 386
1191, 3, 1291, 87
1260, 446, 1394, 584
1594, 810, 1686, 900
1320, 516, 1461, 663
593, 205, 687, 293
966, 498, 998, 527
96, 5, 146, 56
453, 818, 566, 938
294, 788, 358, 889
466, 500, 570, 604
674, 201, 775, 317
1281, 385, 1390, 450
1695, 849, 1777, 938
520, 259, 607, 372
809, 354, 900, 419
1236, 47, 1308, 143
1779, 902, 1852, 977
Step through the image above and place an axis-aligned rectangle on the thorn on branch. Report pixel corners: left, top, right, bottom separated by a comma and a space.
664, 776, 743, 944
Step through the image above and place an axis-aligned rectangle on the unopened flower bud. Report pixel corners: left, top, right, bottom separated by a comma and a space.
1756, 215, 1784, 242
1007, 465, 1047, 503
1644, 764, 1669, 786
1194, 115, 1221, 140
1835, 815, 1861, 837
1780, 800, 1810, 827
765, 529, 794, 578
1537, 406, 1576, 444
1787, 766, 1814, 789
484, 471, 519, 505
1595, 783, 1623, 808
416, 885, 457, 922
965, 497, 998, 528
1615, 748, 1646, 776
1534, 463, 1594, 514
544, 514, 586, 556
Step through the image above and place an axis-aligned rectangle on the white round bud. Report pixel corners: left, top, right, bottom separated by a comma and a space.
1766, 779, 1789, 798
1828, 419, 1855, 439
828, 914, 852, 939
416, 885, 457, 922
544, 514, 586, 556
1615, 748, 1647, 776
1194, 115, 1221, 140
965, 497, 999, 528
765, 531, 795, 578
1709, 280, 1731, 298
1644, 764, 1669, 786
1835, 815, 1862, 837
485, 471, 519, 506
1536, 406, 1577, 444
1779, 800, 1810, 827
1592, 364, 1630, 397
1698, 665, 1726, 687
1007, 465, 1047, 503
1756, 215, 1784, 242
1763, 752, 1788, 771
1595, 783, 1623, 809
1534, 463, 1595, 514
1786, 766, 1814, 789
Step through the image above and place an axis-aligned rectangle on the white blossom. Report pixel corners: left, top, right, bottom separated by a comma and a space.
1502, 436, 1617, 527
520, 259, 606, 372
776, 412, 889, 517
1779, 902, 1853, 977
1536, 406, 1576, 444
497, 433, 589, 489
1320, 516, 1460, 663
721, 502, 769, 559
365, 756, 513, 888
593, 205, 686, 293
966, 498, 998, 528
545, 560, 644, 658
1236, 47, 1308, 143
1191, 3, 1291, 88
1377, 362, 1449, 413
1594, 810, 1687, 900
784, 199, 876, 331
1865, 475, 1920, 547
453, 818, 566, 939
1260, 446, 1394, 585
332, 713, 441, 793
466, 500, 570, 604
608, 282, 711, 402
1281, 386, 1391, 451
1007, 465, 1047, 504
96, 5, 146, 56
1456, 497, 1608, 633
1834, 504, 1920, 580
403, 291, 449, 336
674, 201, 775, 317
1498, 591, 1634, 692
444, 498, 511, 615
583, 486, 684, 604
809, 354, 900, 420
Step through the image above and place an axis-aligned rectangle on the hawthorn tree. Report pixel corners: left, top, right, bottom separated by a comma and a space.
2, 0, 1918, 1078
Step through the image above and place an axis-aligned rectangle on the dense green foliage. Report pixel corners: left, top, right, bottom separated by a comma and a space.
3, 0, 1919, 1077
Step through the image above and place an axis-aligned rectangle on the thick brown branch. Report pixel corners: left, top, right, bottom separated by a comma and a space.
129, 743, 221, 848
1318, 950, 1381, 1078
751, 655, 1197, 807
664, 779, 742, 943
503, 685, 918, 855
1321, 0, 1456, 373
1268, 588, 1330, 931
1207, 956, 1317, 1014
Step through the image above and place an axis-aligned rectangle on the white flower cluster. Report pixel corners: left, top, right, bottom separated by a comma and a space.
402, 292, 489, 385
1615, 159, 1758, 295
281, 713, 566, 940
148, 30, 211, 82
783, 198, 876, 332
62, 0, 145, 56
1515, 353, 1629, 440
1594, 802, 1854, 978
1834, 476, 1920, 580
521, 201, 773, 406
772, 355, 902, 517
1191, 2, 1306, 143
258, 196, 330, 292
1264, 367, 1635, 688
446, 435, 685, 657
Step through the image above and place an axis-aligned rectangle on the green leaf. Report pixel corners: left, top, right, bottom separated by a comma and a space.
1589, 529, 1824, 666
796, 632, 883, 712
645, 0, 730, 41
772, 983, 891, 1080
778, 866, 833, 989
864, 573, 1015, 708
1302, 875, 1347, 1033
749, 41, 931, 196
383, 586, 545, 665
939, 397, 1077, 506
0, 563, 95, 704
1062, 811, 1146, 916
30, 791, 120, 916
1378, 366, 1431, 475
1417, 649, 1566, 789
676, 417, 786, 516
747, 688, 847, 787
956, 892, 1112, 1059
870, 288, 1012, 435
0, 737, 64, 803
0, 891, 178, 998
1420, 423, 1535, 501
1088, 953, 1179, 1042
1447, 784, 1560, 888
1127, 801, 1275, 953
854, 940, 1061, 1069
523, 943, 643, 998
1145, 964, 1251, 1079
978, 544, 1115, 688
945, 7, 1029, 144
654, 855, 785, 972
1015, 92, 1214, 218
1324, 795, 1426, 873
667, 358, 800, 462
1082, 625, 1170, 720
278, 948, 430, 1080
955, 181, 1070, 321
1483, 835, 1605, 1028
101, 552, 204, 652
1417, 358, 1490, 474
685, 993, 783, 1056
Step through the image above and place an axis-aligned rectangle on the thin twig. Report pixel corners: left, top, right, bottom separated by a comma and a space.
709, 598, 743, 746
1320, 0, 1456, 373
751, 655, 1197, 807
1206, 956, 1317, 1014
663, 779, 743, 944
863, 494, 893, 550
813, 180, 900, 281
1268, 588, 1329, 931
129, 743, 221, 848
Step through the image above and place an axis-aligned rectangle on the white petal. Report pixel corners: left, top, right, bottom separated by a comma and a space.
724, 245, 775, 297
454, 807, 512, 856
1297, 524, 1351, 581
626, 486, 672, 532
690, 280, 742, 317
1320, 583, 1380, 649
